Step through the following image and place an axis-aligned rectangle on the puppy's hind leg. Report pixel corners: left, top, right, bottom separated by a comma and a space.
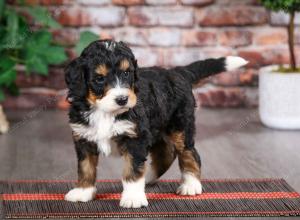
146, 138, 177, 184
65, 138, 99, 202
170, 131, 202, 196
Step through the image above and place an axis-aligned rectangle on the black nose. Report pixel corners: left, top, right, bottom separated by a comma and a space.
115, 95, 128, 106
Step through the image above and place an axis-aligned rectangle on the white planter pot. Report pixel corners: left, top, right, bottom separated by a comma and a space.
259, 65, 300, 129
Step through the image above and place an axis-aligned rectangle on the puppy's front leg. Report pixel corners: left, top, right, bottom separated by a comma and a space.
65, 138, 99, 202
120, 152, 148, 208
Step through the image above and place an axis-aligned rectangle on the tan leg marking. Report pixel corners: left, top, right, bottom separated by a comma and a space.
78, 153, 99, 188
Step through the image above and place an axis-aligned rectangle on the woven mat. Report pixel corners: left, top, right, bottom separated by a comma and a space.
1, 179, 300, 218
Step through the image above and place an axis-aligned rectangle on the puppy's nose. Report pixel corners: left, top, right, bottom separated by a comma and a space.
115, 95, 128, 106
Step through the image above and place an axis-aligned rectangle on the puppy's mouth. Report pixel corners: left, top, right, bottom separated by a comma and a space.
94, 87, 137, 114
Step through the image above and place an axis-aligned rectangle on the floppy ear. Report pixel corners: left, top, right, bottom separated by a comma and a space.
133, 59, 138, 82
65, 58, 87, 103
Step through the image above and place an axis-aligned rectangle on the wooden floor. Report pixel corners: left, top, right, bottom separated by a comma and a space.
0, 108, 299, 220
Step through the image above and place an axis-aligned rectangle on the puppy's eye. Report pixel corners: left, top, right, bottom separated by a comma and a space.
122, 71, 129, 78
95, 76, 104, 84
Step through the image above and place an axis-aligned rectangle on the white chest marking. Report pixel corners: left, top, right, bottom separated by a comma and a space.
70, 109, 136, 156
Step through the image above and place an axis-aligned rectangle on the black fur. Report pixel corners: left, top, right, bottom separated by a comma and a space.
65, 40, 232, 186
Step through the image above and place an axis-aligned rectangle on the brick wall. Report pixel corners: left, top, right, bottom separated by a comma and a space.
3, 0, 300, 109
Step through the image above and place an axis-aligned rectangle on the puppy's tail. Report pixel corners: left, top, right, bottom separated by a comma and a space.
175, 56, 248, 84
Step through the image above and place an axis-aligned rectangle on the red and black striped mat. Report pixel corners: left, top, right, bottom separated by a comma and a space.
1, 179, 300, 218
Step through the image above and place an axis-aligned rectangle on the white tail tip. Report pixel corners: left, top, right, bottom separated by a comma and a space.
225, 56, 248, 71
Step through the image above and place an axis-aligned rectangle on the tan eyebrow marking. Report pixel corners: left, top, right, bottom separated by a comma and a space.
120, 59, 130, 71
96, 64, 108, 76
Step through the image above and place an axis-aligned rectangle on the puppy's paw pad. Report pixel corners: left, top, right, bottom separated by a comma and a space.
120, 193, 148, 208
65, 187, 96, 202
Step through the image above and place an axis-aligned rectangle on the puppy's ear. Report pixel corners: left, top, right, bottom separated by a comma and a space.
65, 58, 87, 103
133, 59, 138, 82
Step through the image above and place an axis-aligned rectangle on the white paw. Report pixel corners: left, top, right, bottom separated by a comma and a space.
65, 187, 96, 202
120, 178, 148, 208
176, 173, 202, 196
120, 192, 148, 208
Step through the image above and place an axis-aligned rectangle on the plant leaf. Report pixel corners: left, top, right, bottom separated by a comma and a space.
0, 68, 17, 86
23, 31, 51, 60
26, 56, 48, 75
5, 9, 19, 49
25, 6, 61, 28
43, 46, 67, 64
75, 31, 99, 55
32, 30, 52, 47
0, 0, 4, 20
0, 57, 16, 71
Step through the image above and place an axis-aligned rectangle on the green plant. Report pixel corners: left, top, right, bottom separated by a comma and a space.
261, 0, 300, 71
0, 0, 67, 101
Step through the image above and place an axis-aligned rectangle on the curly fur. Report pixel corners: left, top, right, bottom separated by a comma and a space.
64, 40, 248, 208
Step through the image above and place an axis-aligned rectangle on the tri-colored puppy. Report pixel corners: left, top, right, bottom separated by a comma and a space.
64, 40, 248, 208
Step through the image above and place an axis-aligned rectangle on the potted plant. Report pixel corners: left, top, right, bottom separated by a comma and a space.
259, 0, 300, 129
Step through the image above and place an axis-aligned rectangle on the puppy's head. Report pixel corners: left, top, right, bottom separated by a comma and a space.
65, 40, 138, 114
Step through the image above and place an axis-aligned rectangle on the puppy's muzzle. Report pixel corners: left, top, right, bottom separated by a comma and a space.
115, 95, 128, 106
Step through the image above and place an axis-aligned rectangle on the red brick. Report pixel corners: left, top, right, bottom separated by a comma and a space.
262, 47, 289, 66
2, 88, 59, 109
254, 28, 287, 45
181, 0, 214, 6
219, 30, 252, 47
295, 46, 300, 65
296, 29, 300, 44
196, 87, 246, 107
16, 68, 66, 90
56, 7, 125, 27
239, 69, 258, 86
56, 7, 91, 27
238, 47, 289, 68
210, 69, 258, 86
211, 71, 240, 86
112, 0, 145, 5
148, 28, 181, 46
40, 0, 71, 5
52, 29, 79, 46
128, 7, 194, 27
237, 49, 265, 68
197, 6, 268, 26
181, 30, 217, 46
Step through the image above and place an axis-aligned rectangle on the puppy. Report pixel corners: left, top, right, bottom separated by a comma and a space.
64, 40, 247, 208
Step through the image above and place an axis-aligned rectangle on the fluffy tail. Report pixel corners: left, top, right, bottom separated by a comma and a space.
175, 56, 248, 84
